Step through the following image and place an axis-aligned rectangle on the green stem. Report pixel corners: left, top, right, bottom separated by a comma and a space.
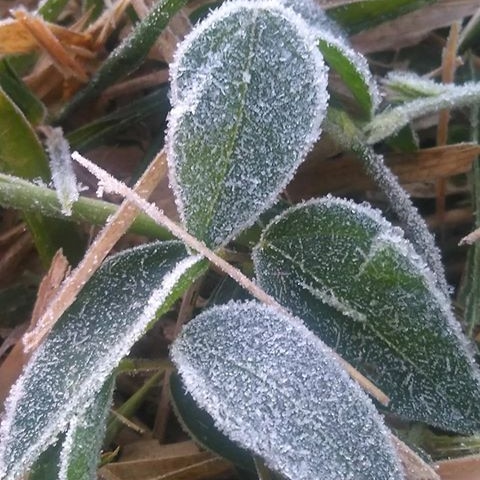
0, 173, 172, 240
366, 80, 480, 144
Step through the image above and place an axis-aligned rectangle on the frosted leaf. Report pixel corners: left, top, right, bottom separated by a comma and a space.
172, 301, 404, 480
43, 127, 79, 216
366, 74, 480, 144
170, 373, 256, 472
167, 1, 328, 248
253, 197, 480, 433
279, 0, 379, 115
325, 108, 449, 296
382, 71, 450, 102
58, 376, 115, 480
0, 242, 204, 480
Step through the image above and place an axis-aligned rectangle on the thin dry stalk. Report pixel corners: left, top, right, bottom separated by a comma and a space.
435, 21, 461, 240
153, 280, 200, 441
22, 150, 168, 352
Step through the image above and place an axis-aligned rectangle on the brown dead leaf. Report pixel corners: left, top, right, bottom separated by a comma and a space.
351, 0, 480, 53
14, 10, 89, 81
435, 454, 480, 480
99, 451, 233, 480
120, 440, 200, 462
287, 143, 480, 201
393, 437, 440, 480
0, 14, 91, 56
0, 250, 69, 410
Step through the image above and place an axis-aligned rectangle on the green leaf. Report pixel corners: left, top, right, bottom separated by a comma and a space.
280, 0, 379, 116
171, 301, 404, 480
0, 87, 49, 180
326, 108, 449, 297
253, 198, 480, 433
365, 74, 480, 144
61, 0, 186, 118
29, 441, 62, 480
59, 376, 115, 480
0, 87, 83, 263
0, 241, 204, 480
0, 60, 45, 124
167, 1, 328, 248
318, 34, 379, 117
38, 0, 70, 21
328, 0, 436, 35
170, 373, 256, 472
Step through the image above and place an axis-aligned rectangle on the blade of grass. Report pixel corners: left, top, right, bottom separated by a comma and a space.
60, 0, 186, 119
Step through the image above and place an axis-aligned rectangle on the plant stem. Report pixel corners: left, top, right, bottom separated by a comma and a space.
0, 172, 172, 240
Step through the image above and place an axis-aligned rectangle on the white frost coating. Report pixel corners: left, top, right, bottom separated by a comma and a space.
44, 127, 79, 216
366, 75, 480, 144
253, 196, 480, 432
316, 28, 381, 114
58, 378, 114, 480
300, 281, 367, 324
172, 301, 404, 480
278, 0, 345, 39
167, 0, 329, 247
0, 244, 201, 480
383, 71, 450, 102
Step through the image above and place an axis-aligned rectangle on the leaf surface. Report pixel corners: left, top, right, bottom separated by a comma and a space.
0, 241, 204, 480
317, 33, 379, 116
253, 197, 480, 433
171, 301, 404, 480
167, 1, 328, 247
58, 376, 115, 480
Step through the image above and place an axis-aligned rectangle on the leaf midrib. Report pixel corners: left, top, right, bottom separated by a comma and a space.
200, 11, 260, 245
262, 242, 462, 407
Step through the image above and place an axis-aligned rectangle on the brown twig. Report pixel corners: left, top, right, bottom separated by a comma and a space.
22, 150, 168, 352
153, 280, 200, 442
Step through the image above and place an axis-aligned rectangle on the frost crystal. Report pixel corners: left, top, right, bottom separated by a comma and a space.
366, 74, 480, 143
280, 0, 380, 114
43, 127, 79, 216
58, 376, 114, 480
0, 242, 201, 480
167, 0, 328, 247
172, 301, 404, 480
253, 197, 480, 433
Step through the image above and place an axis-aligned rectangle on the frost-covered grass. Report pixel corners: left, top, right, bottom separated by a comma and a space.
1, 1, 480, 480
